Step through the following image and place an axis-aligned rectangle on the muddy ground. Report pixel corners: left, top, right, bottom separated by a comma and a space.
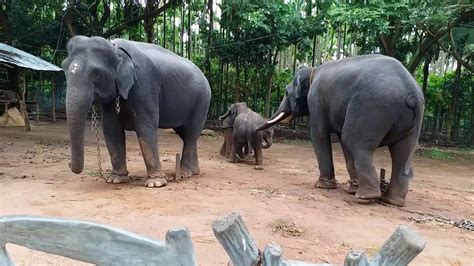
0, 122, 473, 265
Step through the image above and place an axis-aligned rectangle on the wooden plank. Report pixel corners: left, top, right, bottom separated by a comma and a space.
51, 77, 56, 123
212, 213, 260, 266
369, 225, 426, 266
344, 251, 368, 266
0, 215, 197, 266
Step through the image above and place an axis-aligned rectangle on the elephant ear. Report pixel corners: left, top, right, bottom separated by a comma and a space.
115, 48, 136, 100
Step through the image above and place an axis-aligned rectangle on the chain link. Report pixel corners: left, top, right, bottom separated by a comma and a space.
91, 105, 105, 179
115, 96, 120, 114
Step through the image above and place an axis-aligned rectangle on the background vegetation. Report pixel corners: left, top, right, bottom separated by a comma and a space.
0, 0, 472, 146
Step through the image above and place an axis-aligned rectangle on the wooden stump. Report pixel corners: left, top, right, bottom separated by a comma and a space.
370, 225, 426, 265
344, 251, 368, 266
175, 153, 181, 180
212, 213, 260, 266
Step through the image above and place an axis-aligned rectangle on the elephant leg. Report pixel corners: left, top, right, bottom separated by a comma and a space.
253, 140, 263, 165
174, 125, 201, 179
223, 128, 233, 158
220, 141, 226, 156
101, 105, 130, 184
310, 105, 336, 189
382, 134, 417, 207
228, 139, 239, 163
341, 103, 390, 200
136, 126, 167, 188
340, 142, 358, 194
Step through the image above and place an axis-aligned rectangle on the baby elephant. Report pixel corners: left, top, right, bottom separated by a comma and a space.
219, 102, 274, 165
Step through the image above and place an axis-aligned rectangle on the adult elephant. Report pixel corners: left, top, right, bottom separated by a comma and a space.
62, 36, 211, 188
257, 55, 424, 206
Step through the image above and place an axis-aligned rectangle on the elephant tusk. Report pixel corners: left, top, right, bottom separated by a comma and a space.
267, 112, 287, 124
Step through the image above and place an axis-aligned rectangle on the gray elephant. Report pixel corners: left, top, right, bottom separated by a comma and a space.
257, 55, 424, 206
219, 102, 274, 165
62, 36, 211, 188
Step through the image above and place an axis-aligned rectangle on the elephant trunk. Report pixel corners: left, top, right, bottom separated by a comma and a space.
66, 86, 93, 174
262, 135, 272, 149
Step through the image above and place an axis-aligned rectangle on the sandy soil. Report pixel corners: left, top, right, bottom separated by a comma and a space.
0, 122, 473, 265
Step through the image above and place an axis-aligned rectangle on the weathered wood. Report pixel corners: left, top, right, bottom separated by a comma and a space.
0, 215, 196, 266
35, 102, 39, 122
369, 225, 426, 266
344, 251, 368, 266
263, 244, 330, 266
175, 153, 181, 180
18, 100, 30, 131
263, 244, 282, 266
51, 77, 56, 123
212, 212, 260, 266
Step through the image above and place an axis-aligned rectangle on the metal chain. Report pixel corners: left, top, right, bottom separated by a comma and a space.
91, 105, 105, 179
115, 96, 120, 114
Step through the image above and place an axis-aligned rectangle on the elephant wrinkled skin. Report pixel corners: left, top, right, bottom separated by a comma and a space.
219, 102, 274, 165
257, 55, 424, 206
62, 36, 211, 187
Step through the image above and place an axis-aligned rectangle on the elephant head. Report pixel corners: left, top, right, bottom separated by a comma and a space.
256, 67, 314, 131
218, 102, 249, 129
62, 36, 136, 174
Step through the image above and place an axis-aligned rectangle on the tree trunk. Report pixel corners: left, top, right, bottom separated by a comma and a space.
162, 0, 167, 48
470, 85, 474, 146
172, 2, 176, 52
0, 0, 12, 44
205, 0, 214, 76
292, 45, 297, 75
422, 55, 432, 95
187, 0, 192, 59
234, 59, 241, 102
180, 1, 185, 56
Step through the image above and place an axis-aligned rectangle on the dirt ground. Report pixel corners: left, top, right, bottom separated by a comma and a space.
0, 122, 473, 265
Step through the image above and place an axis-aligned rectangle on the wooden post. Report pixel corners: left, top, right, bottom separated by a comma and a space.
51, 76, 56, 123
3, 102, 7, 125
35, 102, 39, 122
262, 244, 282, 266
19, 73, 31, 131
175, 153, 181, 180
212, 213, 260, 266
370, 225, 426, 265
344, 251, 368, 266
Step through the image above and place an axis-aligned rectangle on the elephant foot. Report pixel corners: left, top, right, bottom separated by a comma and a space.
178, 167, 193, 179
228, 157, 237, 163
347, 179, 359, 195
355, 186, 381, 200
381, 191, 406, 207
144, 171, 168, 188
315, 177, 337, 189
106, 173, 130, 184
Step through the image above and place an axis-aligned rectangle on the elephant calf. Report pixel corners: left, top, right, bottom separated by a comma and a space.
219, 102, 274, 165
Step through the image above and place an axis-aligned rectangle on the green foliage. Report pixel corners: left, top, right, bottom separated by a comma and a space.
416, 147, 455, 160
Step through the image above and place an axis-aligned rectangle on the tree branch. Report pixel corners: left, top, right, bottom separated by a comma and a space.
102, 0, 179, 39
436, 36, 473, 73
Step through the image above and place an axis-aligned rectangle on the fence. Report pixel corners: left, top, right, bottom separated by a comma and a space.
1, 213, 426, 266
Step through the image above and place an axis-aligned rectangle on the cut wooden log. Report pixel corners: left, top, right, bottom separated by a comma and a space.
263, 244, 282, 266
175, 153, 181, 180
0, 215, 196, 266
369, 225, 426, 266
212, 213, 260, 266
344, 251, 368, 266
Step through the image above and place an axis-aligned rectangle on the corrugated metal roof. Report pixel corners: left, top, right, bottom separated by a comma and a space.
0, 43, 62, 72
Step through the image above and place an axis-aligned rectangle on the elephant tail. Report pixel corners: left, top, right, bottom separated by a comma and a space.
236, 132, 253, 161
405, 92, 425, 123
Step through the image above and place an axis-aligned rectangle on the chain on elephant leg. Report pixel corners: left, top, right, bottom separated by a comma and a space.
315, 176, 338, 189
